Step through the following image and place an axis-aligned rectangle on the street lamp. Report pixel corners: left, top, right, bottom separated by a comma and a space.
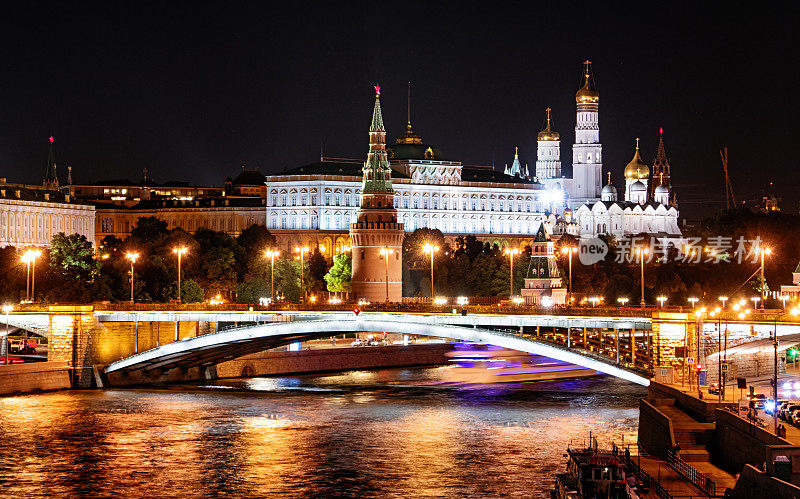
379, 247, 394, 302
172, 246, 188, 303
758, 247, 772, 308
125, 252, 140, 303
21, 249, 42, 303
780, 295, 790, 308
657, 296, 667, 308
504, 247, 520, 299
617, 297, 630, 307
561, 245, 578, 302
688, 297, 699, 308
294, 246, 310, 301
423, 244, 440, 300
264, 249, 279, 303
718, 296, 729, 309
751, 297, 761, 310
634, 246, 650, 308
2, 304, 11, 365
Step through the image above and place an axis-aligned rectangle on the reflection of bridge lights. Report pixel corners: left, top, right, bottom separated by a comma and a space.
456, 296, 468, 306
434, 297, 447, 305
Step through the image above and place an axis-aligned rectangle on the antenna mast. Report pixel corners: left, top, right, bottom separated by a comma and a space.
720, 147, 736, 209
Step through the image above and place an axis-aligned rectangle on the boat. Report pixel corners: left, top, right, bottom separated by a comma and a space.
551, 439, 632, 499
445, 342, 597, 383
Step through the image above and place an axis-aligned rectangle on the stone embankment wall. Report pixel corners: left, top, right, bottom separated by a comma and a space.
0, 362, 71, 395
714, 409, 800, 484
637, 398, 675, 456
728, 464, 800, 498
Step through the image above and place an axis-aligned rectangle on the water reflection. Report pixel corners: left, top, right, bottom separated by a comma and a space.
0, 368, 644, 497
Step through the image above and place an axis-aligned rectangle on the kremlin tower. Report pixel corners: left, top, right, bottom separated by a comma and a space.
572, 61, 602, 201
535, 108, 561, 180
649, 127, 671, 199
349, 85, 404, 302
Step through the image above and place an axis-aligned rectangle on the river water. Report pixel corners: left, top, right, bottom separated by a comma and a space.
0, 367, 645, 497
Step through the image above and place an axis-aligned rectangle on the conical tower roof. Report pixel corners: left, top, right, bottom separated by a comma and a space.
362, 84, 393, 193
43, 136, 59, 188
509, 147, 522, 176
370, 85, 384, 132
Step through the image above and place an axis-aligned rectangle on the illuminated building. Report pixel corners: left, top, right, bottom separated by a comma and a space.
0, 179, 95, 248
520, 225, 567, 305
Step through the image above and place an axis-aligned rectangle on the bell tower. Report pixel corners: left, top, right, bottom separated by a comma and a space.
572, 61, 602, 202
350, 85, 405, 302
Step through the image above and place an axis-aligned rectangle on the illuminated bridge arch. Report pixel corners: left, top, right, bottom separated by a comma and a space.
104, 318, 651, 386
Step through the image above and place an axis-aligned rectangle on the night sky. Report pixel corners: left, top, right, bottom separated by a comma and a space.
0, 2, 796, 220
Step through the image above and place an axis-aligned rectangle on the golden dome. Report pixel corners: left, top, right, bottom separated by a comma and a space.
624, 138, 649, 179
537, 108, 560, 141
575, 61, 599, 104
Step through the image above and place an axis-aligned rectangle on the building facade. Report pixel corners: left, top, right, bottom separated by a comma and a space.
0, 180, 95, 248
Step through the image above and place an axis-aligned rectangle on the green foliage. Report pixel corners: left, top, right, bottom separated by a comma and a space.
325, 252, 352, 293
274, 257, 303, 301
237, 277, 270, 303
49, 233, 100, 282
308, 246, 329, 293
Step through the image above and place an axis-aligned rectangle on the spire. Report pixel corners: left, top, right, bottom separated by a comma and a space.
396, 81, 422, 144
575, 60, 599, 104
67, 166, 73, 186
650, 127, 671, 197
510, 147, 522, 176
43, 135, 59, 189
362, 84, 393, 193
607, 171, 612, 185
370, 84, 384, 132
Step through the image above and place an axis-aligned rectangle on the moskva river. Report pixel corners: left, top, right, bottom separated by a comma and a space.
0, 367, 645, 497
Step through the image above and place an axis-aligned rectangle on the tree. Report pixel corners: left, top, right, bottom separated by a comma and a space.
129, 217, 169, 245
325, 252, 352, 294
274, 257, 303, 301
49, 233, 100, 282
308, 245, 329, 293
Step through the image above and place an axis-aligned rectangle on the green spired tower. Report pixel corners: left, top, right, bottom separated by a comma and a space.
349, 85, 405, 302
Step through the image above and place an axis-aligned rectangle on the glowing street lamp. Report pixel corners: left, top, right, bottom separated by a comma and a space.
718, 296, 729, 309
617, 297, 630, 307
688, 297, 699, 308
780, 295, 790, 308
751, 297, 761, 309
423, 244, 440, 299
504, 247, 520, 298
379, 247, 394, 302
2, 304, 11, 364
561, 245, 578, 302
172, 246, 188, 304
294, 246, 310, 301
759, 247, 772, 307
634, 246, 650, 308
125, 252, 140, 303
21, 249, 42, 303
657, 296, 668, 308
264, 249, 279, 303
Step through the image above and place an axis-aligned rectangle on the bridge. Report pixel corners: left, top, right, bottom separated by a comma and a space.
17, 304, 797, 389
103, 315, 654, 385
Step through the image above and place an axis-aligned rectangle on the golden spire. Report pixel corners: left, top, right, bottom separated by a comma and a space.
607, 171, 612, 185
635, 137, 640, 150
515, 146, 518, 155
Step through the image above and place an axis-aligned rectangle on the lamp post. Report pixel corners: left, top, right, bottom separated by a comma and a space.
379, 247, 393, 302
688, 297, 699, 309
294, 246, 309, 301
759, 247, 772, 308
172, 246, 188, 303
561, 246, 578, 302
504, 247, 520, 299
657, 296, 667, 308
718, 296, 729, 309
751, 297, 761, 310
125, 252, 140, 303
22, 249, 42, 302
423, 244, 440, 300
635, 247, 649, 308
617, 297, 629, 307
265, 249, 279, 303
2, 304, 11, 364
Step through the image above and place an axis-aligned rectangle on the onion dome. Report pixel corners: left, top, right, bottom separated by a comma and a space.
624, 138, 650, 179
601, 183, 618, 197
575, 61, 599, 104
537, 108, 560, 141
631, 180, 646, 193
654, 184, 669, 195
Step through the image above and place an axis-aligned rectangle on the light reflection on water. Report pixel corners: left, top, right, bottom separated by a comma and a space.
0, 367, 645, 497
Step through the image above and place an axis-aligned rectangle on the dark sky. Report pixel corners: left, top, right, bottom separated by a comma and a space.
0, 2, 796, 220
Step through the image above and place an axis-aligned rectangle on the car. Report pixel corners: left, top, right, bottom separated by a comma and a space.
791, 410, 800, 427
350, 339, 367, 347
779, 402, 796, 421
746, 393, 767, 410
